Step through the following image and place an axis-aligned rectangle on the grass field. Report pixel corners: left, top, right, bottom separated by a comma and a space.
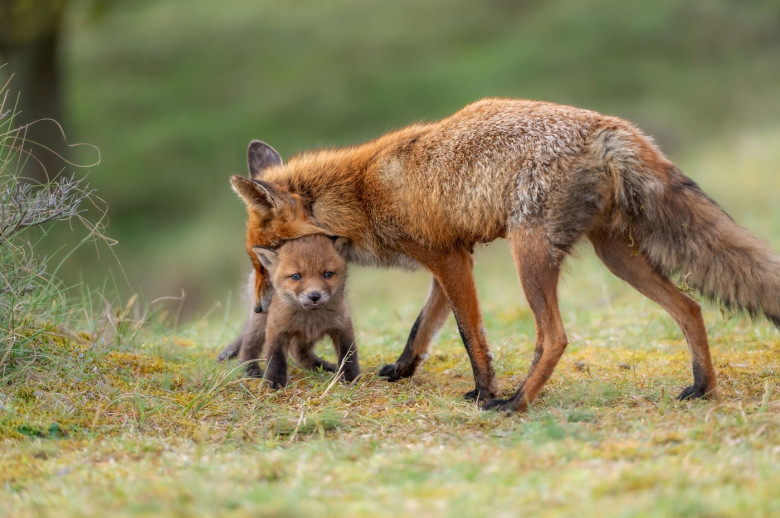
1, 130, 778, 517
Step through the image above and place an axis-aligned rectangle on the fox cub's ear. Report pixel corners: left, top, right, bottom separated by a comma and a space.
230, 176, 281, 216
331, 236, 351, 258
247, 140, 283, 179
252, 246, 279, 270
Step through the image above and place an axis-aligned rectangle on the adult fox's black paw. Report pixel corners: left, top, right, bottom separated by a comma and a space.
463, 388, 496, 402
378, 363, 412, 382
677, 385, 712, 401
481, 397, 517, 413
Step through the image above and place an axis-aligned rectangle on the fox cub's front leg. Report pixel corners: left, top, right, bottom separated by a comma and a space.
331, 322, 360, 383
263, 332, 289, 389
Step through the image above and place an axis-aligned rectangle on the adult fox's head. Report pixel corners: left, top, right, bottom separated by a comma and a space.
230, 141, 325, 313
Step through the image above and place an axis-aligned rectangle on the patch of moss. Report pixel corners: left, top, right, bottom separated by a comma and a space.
106, 351, 172, 375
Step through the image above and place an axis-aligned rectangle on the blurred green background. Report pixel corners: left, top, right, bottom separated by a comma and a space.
2, 0, 779, 322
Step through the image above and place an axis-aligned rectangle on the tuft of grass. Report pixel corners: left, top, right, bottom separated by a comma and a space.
0, 75, 109, 394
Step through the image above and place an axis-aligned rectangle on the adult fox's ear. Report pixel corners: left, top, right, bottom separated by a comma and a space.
247, 140, 283, 180
332, 236, 351, 258
252, 246, 278, 270
230, 175, 280, 216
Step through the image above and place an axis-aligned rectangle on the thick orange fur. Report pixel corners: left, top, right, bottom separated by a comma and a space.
228, 98, 780, 411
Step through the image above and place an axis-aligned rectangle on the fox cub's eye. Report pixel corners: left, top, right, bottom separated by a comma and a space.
323, 271, 334, 279
290, 273, 302, 281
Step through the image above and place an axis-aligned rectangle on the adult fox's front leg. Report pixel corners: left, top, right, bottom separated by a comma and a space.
406, 246, 497, 401
379, 277, 450, 382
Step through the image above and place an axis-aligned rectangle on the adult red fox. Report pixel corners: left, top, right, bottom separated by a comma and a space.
228, 98, 780, 412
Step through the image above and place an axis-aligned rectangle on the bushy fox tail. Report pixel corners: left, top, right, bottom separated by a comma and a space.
597, 129, 780, 329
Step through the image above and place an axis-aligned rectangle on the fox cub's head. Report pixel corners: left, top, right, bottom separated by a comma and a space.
231, 141, 327, 313
254, 234, 349, 311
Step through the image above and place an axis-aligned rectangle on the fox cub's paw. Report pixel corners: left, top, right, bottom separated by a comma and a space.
343, 366, 361, 384
244, 361, 264, 379
262, 364, 287, 390
265, 378, 287, 390
217, 341, 241, 362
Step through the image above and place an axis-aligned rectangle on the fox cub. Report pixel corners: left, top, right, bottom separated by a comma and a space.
232, 234, 359, 388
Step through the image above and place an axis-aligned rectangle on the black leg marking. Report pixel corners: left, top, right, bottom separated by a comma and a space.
678, 362, 713, 400
455, 320, 495, 401
379, 313, 423, 381
481, 397, 515, 412
481, 380, 528, 412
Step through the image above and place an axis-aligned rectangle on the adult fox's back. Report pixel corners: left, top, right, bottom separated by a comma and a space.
230, 98, 780, 411
268, 100, 605, 252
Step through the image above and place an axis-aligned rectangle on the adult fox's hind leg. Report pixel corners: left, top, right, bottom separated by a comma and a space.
483, 228, 569, 412
379, 277, 451, 381
589, 231, 717, 399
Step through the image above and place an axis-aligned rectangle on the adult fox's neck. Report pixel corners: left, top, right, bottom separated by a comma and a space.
265, 147, 372, 238
263, 125, 430, 267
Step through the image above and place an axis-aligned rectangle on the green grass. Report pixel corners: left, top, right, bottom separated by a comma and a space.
1, 294, 777, 517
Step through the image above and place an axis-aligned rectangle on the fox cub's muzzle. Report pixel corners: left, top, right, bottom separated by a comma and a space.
300, 289, 330, 310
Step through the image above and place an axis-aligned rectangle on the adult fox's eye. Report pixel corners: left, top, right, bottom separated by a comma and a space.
323, 271, 333, 279
291, 273, 302, 281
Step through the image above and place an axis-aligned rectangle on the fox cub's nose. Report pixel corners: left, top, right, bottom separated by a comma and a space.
308, 291, 322, 302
